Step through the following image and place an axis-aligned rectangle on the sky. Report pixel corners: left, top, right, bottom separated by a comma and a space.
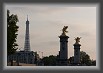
5, 3, 97, 60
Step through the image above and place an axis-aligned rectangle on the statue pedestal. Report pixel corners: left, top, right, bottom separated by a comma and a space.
73, 43, 81, 65
58, 35, 69, 66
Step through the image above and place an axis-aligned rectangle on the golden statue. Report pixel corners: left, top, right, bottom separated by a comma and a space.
75, 37, 81, 44
61, 26, 68, 36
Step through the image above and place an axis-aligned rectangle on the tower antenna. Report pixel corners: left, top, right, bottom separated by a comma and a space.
27, 15, 28, 21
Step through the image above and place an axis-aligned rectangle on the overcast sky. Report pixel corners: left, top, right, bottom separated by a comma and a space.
5, 3, 97, 60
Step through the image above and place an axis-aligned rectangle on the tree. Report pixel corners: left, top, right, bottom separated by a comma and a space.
7, 10, 19, 55
80, 51, 92, 66
68, 56, 74, 64
7, 10, 19, 65
91, 60, 96, 66
42, 56, 50, 66
68, 51, 95, 66
42, 55, 57, 66
48, 55, 57, 66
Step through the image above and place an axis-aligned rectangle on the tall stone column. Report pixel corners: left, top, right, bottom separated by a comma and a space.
59, 36, 69, 60
58, 26, 69, 65
73, 37, 81, 65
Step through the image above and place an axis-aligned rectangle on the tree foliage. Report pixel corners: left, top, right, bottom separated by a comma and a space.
7, 10, 19, 55
80, 51, 92, 66
68, 51, 96, 66
42, 55, 57, 66
41, 51, 96, 66
68, 56, 74, 64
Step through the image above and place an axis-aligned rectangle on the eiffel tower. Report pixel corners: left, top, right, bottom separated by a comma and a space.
24, 15, 30, 51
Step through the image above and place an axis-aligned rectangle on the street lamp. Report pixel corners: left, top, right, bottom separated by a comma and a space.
41, 52, 43, 58
38, 51, 43, 59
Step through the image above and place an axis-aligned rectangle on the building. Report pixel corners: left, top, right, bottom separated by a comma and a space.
7, 51, 36, 64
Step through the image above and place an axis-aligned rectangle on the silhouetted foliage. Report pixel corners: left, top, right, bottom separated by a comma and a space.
42, 55, 57, 66
7, 10, 19, 55
68, 51, 96, 66
80, 51, 92, 66
91, 60, 96, 66
68, 56, 74, 64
